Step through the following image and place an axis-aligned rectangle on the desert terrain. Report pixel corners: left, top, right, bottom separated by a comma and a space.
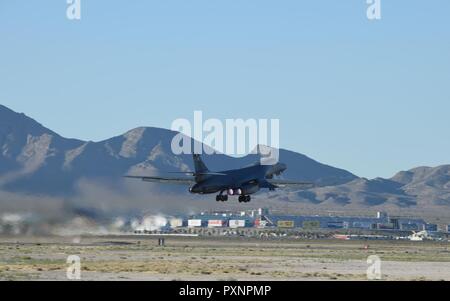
0, 235, 449, 281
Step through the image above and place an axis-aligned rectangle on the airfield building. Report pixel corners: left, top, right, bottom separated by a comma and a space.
423, 223, 438, 232
169, 208, 437, 232
262, 215, 388, 230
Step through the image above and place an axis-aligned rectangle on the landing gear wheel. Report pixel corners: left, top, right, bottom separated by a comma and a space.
216, 194, 228, 202
239, 195, 250, 203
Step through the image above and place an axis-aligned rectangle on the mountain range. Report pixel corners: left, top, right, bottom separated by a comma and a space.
1, 104, 449, 217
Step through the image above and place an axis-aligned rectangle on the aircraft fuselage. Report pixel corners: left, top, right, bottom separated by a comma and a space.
189, 163, 286, 197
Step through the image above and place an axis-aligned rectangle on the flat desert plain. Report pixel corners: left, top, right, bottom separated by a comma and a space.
0, 235, 449, 281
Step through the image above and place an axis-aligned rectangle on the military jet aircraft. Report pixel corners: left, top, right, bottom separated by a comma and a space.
125, 154, 312, 203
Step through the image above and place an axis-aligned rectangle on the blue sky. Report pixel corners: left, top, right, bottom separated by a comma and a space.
0, 0, 449, 179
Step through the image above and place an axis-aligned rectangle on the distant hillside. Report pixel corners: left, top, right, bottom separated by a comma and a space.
270, 166, 450, 215
0, 104, 356, 197
1, 104, 449, 217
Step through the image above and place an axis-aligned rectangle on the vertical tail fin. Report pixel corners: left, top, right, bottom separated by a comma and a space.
193, 154, 209, 174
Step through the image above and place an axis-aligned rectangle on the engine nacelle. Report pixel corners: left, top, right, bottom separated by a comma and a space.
228, 188, 243, 195
240, 183, 259, 195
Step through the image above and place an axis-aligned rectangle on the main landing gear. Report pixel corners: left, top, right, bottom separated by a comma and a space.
238, 195, 251, 203
215, 193, 251, 203
216, 194, 228, 202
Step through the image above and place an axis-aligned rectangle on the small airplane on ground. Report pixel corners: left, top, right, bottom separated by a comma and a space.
125, 154, 312, 203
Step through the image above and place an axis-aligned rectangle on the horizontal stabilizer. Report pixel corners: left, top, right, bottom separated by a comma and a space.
267, 179, 314, 188
124, 175, 195, 185
168, 171, 227, 176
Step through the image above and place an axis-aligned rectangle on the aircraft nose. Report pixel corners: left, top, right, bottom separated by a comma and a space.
266, 163, 287, 177
274, 163, 287, 175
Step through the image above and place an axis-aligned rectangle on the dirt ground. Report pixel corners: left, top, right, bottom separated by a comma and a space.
0, 235, 449, 281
